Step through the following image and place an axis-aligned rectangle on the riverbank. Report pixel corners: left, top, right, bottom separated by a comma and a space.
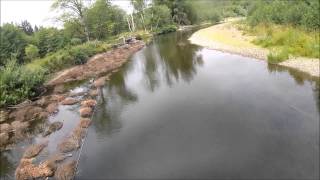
0, 39, 145, 179
188, 20, 320, 77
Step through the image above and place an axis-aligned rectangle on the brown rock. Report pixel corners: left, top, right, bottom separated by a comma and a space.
89, 89, 99, 97
72, 125, 86, 140
51, 94, 66, 102
61, 97, 78, 105
15, 158, 54, 180
43, 121, 63, 137
93, 77, 106, 87
0, 123, 12, 133
11, 121, 29, 131
37, 111, 49, 120
58, 137, 80, 153
53, 85, 65, 93
79, 107, 93, 117
81, 99, 97, 108
55, 160, 77, 180
79, 118, 91, 128
23, 142, 48, 159
46, 102, 59, 114
0, 110, 8, 123
0, 132, 9, 146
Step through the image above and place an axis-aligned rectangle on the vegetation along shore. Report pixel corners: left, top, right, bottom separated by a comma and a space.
189, 1, 319, 77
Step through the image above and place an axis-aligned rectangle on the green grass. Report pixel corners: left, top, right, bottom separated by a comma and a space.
248, 23, 319, 63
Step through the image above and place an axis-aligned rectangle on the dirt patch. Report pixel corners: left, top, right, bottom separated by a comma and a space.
47, 41, 145, 86
55, 160, 77, 180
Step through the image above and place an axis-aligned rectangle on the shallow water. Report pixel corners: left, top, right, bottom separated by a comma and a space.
76, 30, 319, 179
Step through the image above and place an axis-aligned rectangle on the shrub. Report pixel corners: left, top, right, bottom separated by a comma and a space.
70, 38, 82, 45
25, 44, 39, 61
154, 25, 177, 35
0, 60, 45, 106
267, 48, 289, 64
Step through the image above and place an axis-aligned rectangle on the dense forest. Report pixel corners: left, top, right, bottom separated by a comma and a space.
0, 0, 319, 106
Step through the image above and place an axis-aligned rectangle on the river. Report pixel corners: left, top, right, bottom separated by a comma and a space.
75, 30, 319, 179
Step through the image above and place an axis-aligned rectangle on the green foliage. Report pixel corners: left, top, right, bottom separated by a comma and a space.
34, 27, 68, 57
252, 24, 319, 59
247, 0, 320, 30
0, 59, 45, 106
267, 47, 289, 63
25, 44, 39, 61
154, 25, 177, 35
70, 38, 83, 45
0, 23, 28, 65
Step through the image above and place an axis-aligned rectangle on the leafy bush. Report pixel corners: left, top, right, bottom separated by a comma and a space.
25, 44, 39, 61
250, 23, 319, 60
267, 48, 289, 64
70, 38, 83, 45
0, 60, 45, 106
154, 25, 177, 35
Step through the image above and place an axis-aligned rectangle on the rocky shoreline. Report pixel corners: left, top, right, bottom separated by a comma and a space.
188, 22, 319, 77
0, 39, 145, 179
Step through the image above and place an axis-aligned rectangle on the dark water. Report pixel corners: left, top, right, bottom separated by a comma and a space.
76, 30, 319, 179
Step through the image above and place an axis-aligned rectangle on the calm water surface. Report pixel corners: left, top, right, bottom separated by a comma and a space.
78, 30, 318, 179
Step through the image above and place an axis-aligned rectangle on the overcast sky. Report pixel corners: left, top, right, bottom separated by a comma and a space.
0, 0, 132, 28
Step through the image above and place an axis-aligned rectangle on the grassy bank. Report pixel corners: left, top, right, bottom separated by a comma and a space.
239, 22, 320, 63
0, 31, 152, 107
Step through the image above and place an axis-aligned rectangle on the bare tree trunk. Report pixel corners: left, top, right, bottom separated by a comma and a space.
126, 16, 132, 32
130, 14, 135, 32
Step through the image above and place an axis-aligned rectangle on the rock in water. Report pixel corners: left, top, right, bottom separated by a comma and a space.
61, 97, 78, 105
0, 123, 12, 133
79, 118, 91, 128
0, 132, 9, 146
23, 142, 48, 159
55, 160, 77, 180
58, 137, 80, 153
79, 107, 93, 117
43, 121, 63, 137
15, 159, 54, 180
81, 99, 97, 108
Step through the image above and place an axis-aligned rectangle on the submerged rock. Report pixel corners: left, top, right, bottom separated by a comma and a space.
11, 121, 29, 131
61, 97, 78, 105
58, 137, 80, 153
79, 107, 93, 117
46, 102, 59, 114
0, 123, 12, 133
79, 118, 91, 128
23, 142, 48, 159
81, 99, 97, 108
93, 77, 106, 87
89, 89, 99, 97
55, 160, 77, 180
43, 121, 63, 137
0, 132, 9, 146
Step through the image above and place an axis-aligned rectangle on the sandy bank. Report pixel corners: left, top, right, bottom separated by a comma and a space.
189, 21, 319, 77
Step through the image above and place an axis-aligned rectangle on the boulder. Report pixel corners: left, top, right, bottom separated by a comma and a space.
79, 118, 91, 128
0, 132, 9, 146
79, 107, 93, 117
93, 77, 106, 87
15, 158, 54, 180
23, 142, 48, 159
46, 103, 59, 114
89, 89, 99, 97
81, 99, 97, 108
61, 97, 78, 105
55, 160, 77, 180
43, 121, 63, 137
0, 123, 12, 133
58, 137, 80, 153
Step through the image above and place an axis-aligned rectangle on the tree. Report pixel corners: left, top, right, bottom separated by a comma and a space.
131, 0, 148, 30
0, 23, 28, 65
25, 44, 39, 61
145, 5, 172, 31
19, 20, 34, 35
52, 0, 90, 41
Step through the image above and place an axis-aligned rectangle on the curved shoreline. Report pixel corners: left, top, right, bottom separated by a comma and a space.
189, 22, 319, 77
